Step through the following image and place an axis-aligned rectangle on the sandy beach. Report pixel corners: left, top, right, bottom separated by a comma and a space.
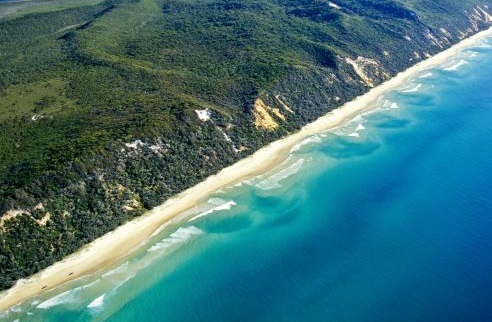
1, 26, 492, 312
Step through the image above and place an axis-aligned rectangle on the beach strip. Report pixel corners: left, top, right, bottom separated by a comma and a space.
1, 26, 492, 312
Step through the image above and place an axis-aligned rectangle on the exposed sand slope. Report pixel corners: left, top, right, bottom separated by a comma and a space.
1, 26, 491, 312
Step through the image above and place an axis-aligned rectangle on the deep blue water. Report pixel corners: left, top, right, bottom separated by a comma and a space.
2, 39, 492, 322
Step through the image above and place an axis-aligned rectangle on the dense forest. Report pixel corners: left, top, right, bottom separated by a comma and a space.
0, 0, 491, 290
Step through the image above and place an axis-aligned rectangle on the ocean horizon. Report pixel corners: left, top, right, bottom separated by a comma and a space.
2, 35, 492, 322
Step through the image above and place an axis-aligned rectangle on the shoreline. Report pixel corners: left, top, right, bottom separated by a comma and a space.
1, 26, 492, 312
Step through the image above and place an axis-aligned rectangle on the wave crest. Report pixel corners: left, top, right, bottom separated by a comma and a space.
401, 83, 422, 93
255, 159, 306, 190
87, 294, 105, 309
147, 226, 203, 252
291, 136, 322, 152
188, 200, 236, 222
443, 60, 468, 71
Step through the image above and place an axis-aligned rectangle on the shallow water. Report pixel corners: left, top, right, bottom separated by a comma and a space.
3, 37, 492, 322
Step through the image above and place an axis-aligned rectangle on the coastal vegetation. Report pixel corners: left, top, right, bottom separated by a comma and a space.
1, 0, 491, 290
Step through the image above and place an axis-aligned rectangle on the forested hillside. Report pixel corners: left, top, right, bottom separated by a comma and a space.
1, 0, 491, 290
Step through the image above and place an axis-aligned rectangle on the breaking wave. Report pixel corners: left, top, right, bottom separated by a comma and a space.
147, 226, 203, 252
37, 280, 100, 309
419, 72, 433, 78
37, 288, 82, 309
188, 200, 236, 222
87, 294, 105, 309
291, 136, 323, 152
381, 100, 400, 110
401, 83, 422, 93
255, 159, 306, 190
102, 261, 129, 279
443, 59, 468, 71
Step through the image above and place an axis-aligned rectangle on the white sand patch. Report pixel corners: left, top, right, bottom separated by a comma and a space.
345, 56, 389, 87
195, 109, 211, 122
149, 144, 165, 153
125, 140, 145, 149
275, 95, 295, 114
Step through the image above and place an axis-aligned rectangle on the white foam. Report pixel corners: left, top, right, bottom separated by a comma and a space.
256, 158, 306, 190
147, 226, 203, 252
330, 113, 372, 136
213, 201, 236, 211
475, 43, 492, 48
349, 115, 364, 124
188, 200, 236, 222
37, 288, 80, 309
291, 136, 322, 152
443, 60, 468, 71
37, 280, 100, 309
208, 197, 229, 205
82, 279, 100, 289
113, 273, 136, 289
2, 305, 31, 319
87, 294, 105, 309
241, 178, 256, 187
348, 132, 360, 138
401, 83, 422, 93
355, 124, 366, 132
102, 261, 129, 279
10, 305, 22, 313
188, 209, 215, 222
382, 100, 393, 110
419, 72, 433, 78
381, 99, 400, 110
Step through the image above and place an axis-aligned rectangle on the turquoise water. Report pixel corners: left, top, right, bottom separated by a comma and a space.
3, 38, 492, 321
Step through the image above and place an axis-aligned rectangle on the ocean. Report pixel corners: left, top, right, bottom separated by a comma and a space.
2, 37, 492, 322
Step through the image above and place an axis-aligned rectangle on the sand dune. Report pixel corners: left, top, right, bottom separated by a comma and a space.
1, 26, 492, 312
